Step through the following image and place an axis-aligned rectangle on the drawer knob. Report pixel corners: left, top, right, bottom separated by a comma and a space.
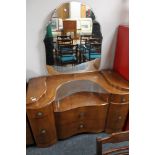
79, 112, 85, 117
41, 129, 46, 134
37, 112, 43, 116
79, 124, 84, 128
121, 97, 126, 102
118, 116, 122, 120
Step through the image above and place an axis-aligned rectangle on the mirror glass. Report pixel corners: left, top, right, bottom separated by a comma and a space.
44, 1, 103, 74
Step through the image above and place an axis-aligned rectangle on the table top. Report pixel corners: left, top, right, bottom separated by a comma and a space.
26, 70, 129, 109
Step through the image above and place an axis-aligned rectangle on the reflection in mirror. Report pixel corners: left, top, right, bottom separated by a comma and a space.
44, 1, 103, 74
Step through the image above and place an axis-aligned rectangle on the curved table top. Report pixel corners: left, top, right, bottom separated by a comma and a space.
26, 70, 129, 109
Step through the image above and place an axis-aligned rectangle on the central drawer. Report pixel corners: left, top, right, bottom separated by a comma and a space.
54, 104, 109, 139
55, 104, 108, 125
56, 119, 106, 139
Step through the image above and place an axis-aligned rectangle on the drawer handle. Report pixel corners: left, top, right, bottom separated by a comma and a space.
37, 112, 43, 117
121, 97, 126, 102
79, 112, 85, 117
111, 96, 114, 99
118, 116, 122, 120
41, 129, 46, 134
79, 124, 84, 128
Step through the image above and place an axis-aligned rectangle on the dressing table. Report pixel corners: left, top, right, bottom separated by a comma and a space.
26, 70, 129, 147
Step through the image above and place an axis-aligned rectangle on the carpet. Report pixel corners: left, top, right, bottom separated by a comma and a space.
26, 132, 128, 155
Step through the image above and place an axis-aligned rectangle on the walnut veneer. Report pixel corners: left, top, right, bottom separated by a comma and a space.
26, 70, 129, 147
54, 92, 109, 139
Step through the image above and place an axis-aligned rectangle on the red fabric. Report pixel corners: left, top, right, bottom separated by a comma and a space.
113, 25, 129, 131
113, 25, 129, 81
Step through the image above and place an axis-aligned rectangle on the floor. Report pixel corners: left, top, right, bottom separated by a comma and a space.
26, 132, 108, 155
26, 132, 128, 155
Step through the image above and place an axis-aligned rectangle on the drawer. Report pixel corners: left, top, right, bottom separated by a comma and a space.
55, 104, 109, 125
27, 105, 51, 119
26, 117, 34, 145
28, 114, 57, 146
105, 102, 129, 133
57, 119, 105, 139
110, 94, 129, 103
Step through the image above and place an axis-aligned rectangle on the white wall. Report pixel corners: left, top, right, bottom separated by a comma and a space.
26, 0, 129, 80
69, 2, 81, 18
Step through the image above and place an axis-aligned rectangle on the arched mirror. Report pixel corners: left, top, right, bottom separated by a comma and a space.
44, 1, 103, 75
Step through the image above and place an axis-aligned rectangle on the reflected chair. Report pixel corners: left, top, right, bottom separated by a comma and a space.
55, 35, 73, 64
57, 35, 73, 45
96, 131, 129, 155
82, 37, 102, 61
79, 35, 92, 62
56, 44, 78, 66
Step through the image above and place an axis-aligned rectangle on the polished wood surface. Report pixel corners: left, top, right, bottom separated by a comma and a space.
54, 92, 109, 112
110, 94, 129, 103
26, 70, 129, 147
54, 92, 109, 139
57, 119, 106, 139
55, 105, 108, 125
26, 77, 46, 104
27, 104, 57, 147
105, 100, 129, 133
27, 70, 128, 109
101, 70, 129, 91
96, 131, 129, 155
26, 117, 34, 145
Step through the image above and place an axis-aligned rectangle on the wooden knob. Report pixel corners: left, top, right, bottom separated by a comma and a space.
37, 112, 43, 116
110, 95, 114, 100
79, 124, 84, 128
121, 97, 126, 102
118, 116, 122, 120
79, 112, 85, 117
41, 129, 46, 134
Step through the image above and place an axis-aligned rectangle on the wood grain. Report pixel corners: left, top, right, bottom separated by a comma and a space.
27, 71, 128, 109
101, 70, 129, 91
105, 101, 129, 133
96, 131, 129, 155
26, 70, 129, 147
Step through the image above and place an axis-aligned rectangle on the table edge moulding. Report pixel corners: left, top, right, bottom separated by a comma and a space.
26, 70, 129, 147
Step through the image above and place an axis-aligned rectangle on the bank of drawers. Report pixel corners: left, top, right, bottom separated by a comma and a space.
105, 94, 129, 133
55, 104, 109, 139
27, 105, 57, 147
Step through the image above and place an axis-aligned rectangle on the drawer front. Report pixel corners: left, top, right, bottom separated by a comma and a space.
27, 106, 51, 119
27, 112, 57, 147
55, 104, 109, 126
105, 102, 129, 133
110, 94, 129, 103
57, 119, 105, 139
29, 115, 57, 146
26, 117, 34, 145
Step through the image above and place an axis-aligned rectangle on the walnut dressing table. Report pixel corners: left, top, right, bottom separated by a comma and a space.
26, 70, 129, 147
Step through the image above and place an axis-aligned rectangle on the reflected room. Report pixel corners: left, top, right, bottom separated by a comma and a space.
44, 1, 103, 73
